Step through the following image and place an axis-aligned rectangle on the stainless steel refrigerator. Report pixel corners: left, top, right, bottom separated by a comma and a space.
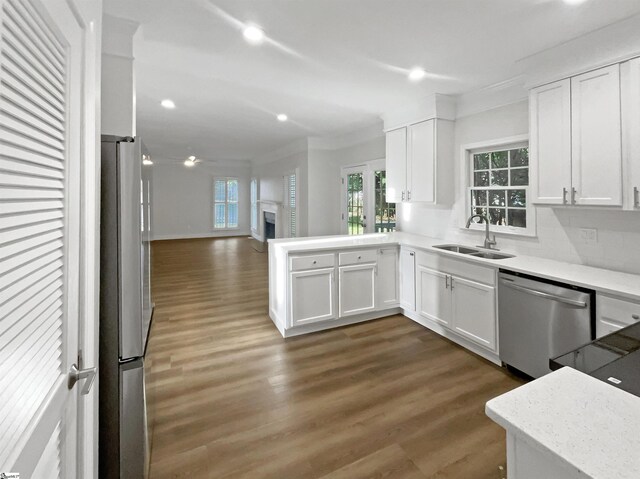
100, 135, 153, 478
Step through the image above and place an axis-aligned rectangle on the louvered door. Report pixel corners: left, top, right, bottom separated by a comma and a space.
0, 0, 85, 476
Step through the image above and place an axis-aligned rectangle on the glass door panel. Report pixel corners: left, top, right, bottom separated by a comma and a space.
374, 170, 396, 232
347, 172, 365, 235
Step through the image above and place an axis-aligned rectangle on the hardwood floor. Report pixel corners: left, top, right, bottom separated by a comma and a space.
147, 237, 525, 479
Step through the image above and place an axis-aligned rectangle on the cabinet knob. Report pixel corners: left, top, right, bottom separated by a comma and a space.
312, 260, 317, 264
632, 314, 639, 320
357, 255, 362, 259
409, 252, 414, 256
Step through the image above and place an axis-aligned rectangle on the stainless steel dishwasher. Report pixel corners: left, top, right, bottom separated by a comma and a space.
498, 270, 594, 378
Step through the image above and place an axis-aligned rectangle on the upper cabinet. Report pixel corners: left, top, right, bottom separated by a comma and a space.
571, 65, 622, 206
385, 119, 454, 205
530, 64, 623, 207
624, 57, 640, 211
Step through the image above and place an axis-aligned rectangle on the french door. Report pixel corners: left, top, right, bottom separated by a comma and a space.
341, 160, 396, 235
0, 0, 91, 476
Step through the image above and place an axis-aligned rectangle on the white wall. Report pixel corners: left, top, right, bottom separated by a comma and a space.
398, 100, 640, 275
151, 162, 251, 240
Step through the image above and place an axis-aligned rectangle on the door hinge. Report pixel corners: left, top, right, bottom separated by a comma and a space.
341, 213, 344, 220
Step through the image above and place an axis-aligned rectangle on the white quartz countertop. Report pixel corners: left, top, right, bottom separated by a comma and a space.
269, 232, 640, 301
486, 367, 640, 479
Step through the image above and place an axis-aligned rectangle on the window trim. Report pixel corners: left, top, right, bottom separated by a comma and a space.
213, 177, 239, 230
459, 135, 536, 238
250, 177, 258, 234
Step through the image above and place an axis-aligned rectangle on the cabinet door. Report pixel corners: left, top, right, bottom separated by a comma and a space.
451, 276, 496, 351
290, 268, 336, 326
596, 294, 640, 338
376, 248, 399, 309
417, 265, 451, 326
339, 264, 376, 317
571, 65, 623, 206
408, 119, 435, 203
625, 58, 640, 210
530, 79, 572, 205
399, 249, 416, 312
385, 127, 407, 203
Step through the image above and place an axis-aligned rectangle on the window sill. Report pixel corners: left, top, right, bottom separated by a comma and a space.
213, 227, 239, 231
461, 223, 537, 239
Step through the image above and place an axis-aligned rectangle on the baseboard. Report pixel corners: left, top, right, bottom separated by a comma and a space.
152, 231, 251, 241
402, 309, 501, 366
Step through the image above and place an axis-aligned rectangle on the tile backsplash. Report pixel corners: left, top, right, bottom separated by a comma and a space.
398, 203, 640, 275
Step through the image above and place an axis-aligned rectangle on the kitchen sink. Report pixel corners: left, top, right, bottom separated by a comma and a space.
433, 244, 480, 254
433, 244, 515, 260
469, 251, 515, 260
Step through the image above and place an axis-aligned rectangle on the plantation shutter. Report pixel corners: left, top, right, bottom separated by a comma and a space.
288, 174, 296, 237
0, 0, 83, 475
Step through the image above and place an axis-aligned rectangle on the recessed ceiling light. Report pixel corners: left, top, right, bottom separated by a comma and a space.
188, 155, 196, 161
408, 68, 426, 82
184, 159, 195, 167
243, 25, 265, 45
277, 114, 288, 122
161, 99, 176, 109
142, 155, 153, 166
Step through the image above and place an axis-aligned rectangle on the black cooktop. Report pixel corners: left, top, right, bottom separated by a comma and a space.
550, 322, 640, 397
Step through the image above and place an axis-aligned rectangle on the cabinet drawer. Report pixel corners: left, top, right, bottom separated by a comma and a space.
290, 253, 335, 271
339, 249, 378, 266
416, 250, 496, 285
596, 294, 640, 337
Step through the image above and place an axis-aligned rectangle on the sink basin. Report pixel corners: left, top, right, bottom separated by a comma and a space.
469, 251, 515, 260
433, 244, 480, 254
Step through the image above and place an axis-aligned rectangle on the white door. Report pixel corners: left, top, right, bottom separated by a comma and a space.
530, 79, 572, 205
385, 127, 406, 203
339, 264, 376, 317
0, 0, 88, 476
571, 64, 623, 206
376, 248, 399, 309
417, 266, 451, 327
290, 268, 336, 325
408, 119, 435, 203
451, 277, 497, 351
399, 248, 415, 312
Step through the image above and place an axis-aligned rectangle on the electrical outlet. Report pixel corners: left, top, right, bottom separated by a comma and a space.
579, 228, 597, 243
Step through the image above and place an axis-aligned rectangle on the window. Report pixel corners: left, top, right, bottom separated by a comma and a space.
284, 172, 297, 237
250, 178, 258, 233
465, 137, 534, 236
213, 178, 239, 229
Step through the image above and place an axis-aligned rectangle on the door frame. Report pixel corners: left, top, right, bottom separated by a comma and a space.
72, 1, 102, 477
340, 159, 386, 235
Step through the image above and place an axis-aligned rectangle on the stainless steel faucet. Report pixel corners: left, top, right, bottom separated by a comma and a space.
466, 214, 498, 250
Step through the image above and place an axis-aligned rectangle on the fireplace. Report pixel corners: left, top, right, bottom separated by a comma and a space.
264, 212, 276, 241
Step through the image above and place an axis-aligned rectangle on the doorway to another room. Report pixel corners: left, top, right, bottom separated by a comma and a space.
342, 160, 396, 235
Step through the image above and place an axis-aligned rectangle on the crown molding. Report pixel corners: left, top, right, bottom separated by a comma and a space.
308, 121, 384, 151
455, 76, 528, 119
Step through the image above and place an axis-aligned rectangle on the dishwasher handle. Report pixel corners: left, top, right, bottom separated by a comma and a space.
499, 279, 588, 308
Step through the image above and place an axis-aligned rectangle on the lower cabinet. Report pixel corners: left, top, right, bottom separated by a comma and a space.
291, 268, 337, 326
377, 247, 400, 309
416, 252, 497, 352
451, 276, 496, 351
399, 248, 416, 312
339, 263, 376, 317
596, 293, 640, 338
417, 266, 451, 327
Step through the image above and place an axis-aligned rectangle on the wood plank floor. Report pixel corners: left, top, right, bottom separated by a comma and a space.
146, 237, 525, 479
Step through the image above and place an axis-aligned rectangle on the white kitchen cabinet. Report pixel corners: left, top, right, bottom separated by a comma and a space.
417, 265, 452, 327
623, 57, 640, 210
451, 276, 496, 351
291, 268, 336, 326
530, 64, 623, 207
530, 79, 572, 205
399, 248, 416, 312
571, 64, 623, 206
385, 127, 407, 203
339, 263, 377, 317
385, 119, 454, 205
596, 293, 640, 338
376, 247, 399, 309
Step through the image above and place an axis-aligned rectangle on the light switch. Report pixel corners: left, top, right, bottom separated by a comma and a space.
579, 228, 597, 243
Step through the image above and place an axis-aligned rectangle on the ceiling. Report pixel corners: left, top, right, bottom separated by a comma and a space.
105, 0, 640, 163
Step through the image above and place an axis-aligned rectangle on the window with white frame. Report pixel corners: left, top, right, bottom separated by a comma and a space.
284, 172, 297, 237
250, 178, 258, 233
467, 139, 533, 235
213, 178, 239, 229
